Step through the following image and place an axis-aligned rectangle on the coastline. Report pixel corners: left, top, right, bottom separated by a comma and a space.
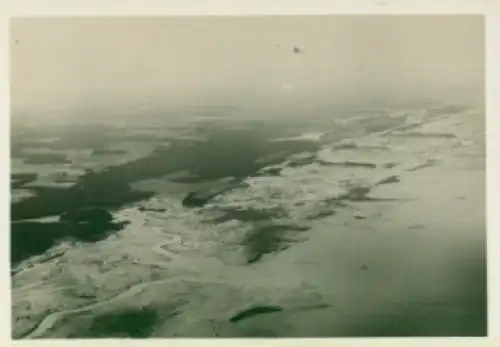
252, 110, 486, 336
12, 108, 486, 338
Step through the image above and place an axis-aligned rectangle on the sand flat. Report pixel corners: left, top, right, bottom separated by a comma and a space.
12, 108, 486, 338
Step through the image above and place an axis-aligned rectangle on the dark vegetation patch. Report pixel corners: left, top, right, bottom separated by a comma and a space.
338, 186, 373, 202
38, 251, 66, 264
332, 143, 358, 150
22, 153, 71, 165
383, 163, 399, 168
408, 159, 439, 172
286, 155, 317, 168
228, 303, 332, 324
229, 306, 284, 323
11, 172, 154, 221
75, 308, 160, 338
182, 180, 248, 208
306, 210, 336, 220
388, 132, 457, 139
378, 175, 400, 185
62, 299, 187, 338
242, 223, 310, 264
12, 124, 322, 221
325, 184, 405, 205
316, 160, 377, 169
333, 143, 391, 151
254, 167, 282, 177
11, 207, 128, 265
11, 173, 38, 189
138, 206, 167, 213
11, 222, 67, 265
11, 117, 414, 265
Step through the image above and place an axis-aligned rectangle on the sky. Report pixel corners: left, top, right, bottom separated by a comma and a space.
10, 16, 484, 120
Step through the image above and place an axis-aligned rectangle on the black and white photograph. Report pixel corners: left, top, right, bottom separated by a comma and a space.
9, 14, 486, 339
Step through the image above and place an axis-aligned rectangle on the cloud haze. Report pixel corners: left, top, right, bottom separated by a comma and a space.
11, 16, 484, 120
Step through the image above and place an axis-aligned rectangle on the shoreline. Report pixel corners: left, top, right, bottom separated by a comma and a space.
11, 108, 486, 338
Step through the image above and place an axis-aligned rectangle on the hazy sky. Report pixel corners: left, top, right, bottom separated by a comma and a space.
11, 16, 484, 118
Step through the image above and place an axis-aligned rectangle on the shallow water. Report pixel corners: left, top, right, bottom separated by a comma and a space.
10, 104, 486, 338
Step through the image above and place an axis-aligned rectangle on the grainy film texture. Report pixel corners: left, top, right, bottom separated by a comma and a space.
10, 16, 486, 338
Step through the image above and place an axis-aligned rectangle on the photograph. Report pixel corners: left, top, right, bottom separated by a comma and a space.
9, 15, 486, 338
